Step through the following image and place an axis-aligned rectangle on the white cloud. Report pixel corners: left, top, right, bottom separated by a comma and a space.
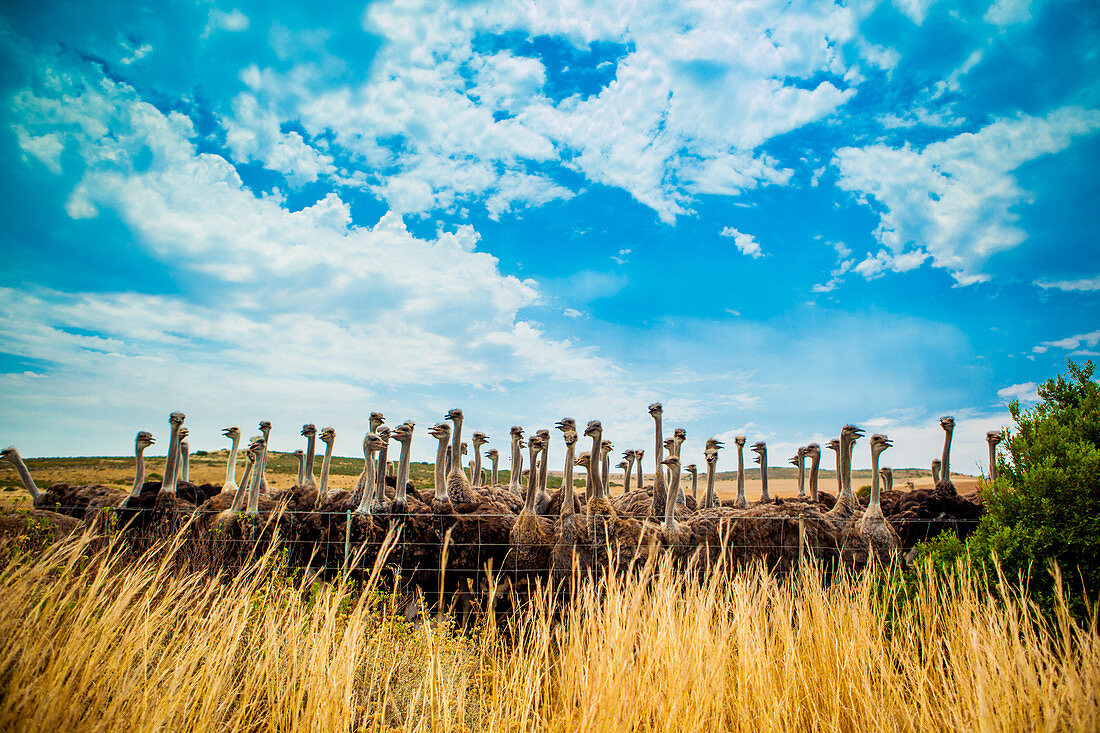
1035, 276, 1100, 292
893, 0, 938, 24
720, 227, 764, 259
834, 108, 1100, 285
206, 8, 250, 35
562, 308, 583, 318
985, 0, 1034, 27
997, 382, 1038, 403
1033, 330, 1100, 354
611, 249, 631, 265
223, 93, 336, 185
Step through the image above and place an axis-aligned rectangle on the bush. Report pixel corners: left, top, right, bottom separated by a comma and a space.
916, 359, 1100, 618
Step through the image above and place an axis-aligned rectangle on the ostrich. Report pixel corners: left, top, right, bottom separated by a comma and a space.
671, 427, 687, 503
469, 430, 487, 489
219, 426, 242, 494
372, 426, 393, 509
751, 442, 772, 503
429, 423, 452, 513
159, 412, 186, 496
634, 449, 645, 494
245, 437, 280, 517
826, 425, 864, 518
292, 450, 305, 488
804, 443, 833, 507
842, 434, 901, 568
486, 449, 500, 486
931, 458, 941, 485
552, 429, 592, 577
793, 447, 806, 499
703, 438, 723, 509
599, 439, 614, 499
257, 420, 272, 494
445, 409, 479, 507
179, 430, 191, 484
119, 431, 156, 506
549, 419, 581, 516
536, 429, 552, 500
510, 435, 556, 575
506, 426, 524, 496
986, 430, 1003, 485
657, 455, 745, 567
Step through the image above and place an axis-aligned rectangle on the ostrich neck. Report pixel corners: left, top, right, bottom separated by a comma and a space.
180, 443, 190, 483
355, 451, 378, 513
932, 462, 940, 484
230, 460, 252, 512
161, 421, 183, 494
759, 451, 770, 501
509, 436, 522, 490
225, 435, 240, 488
663, 464, 680, 531
653, 416, 665, 491
259, 426, 271, 486
434, 439, 448, 499
635, 458, 643, 491
6, 450, 42, 502
941, 427, 953, 481
884, 472, 893, 492
589, 430, 603, 499
601, 452, 610, 498
523, 446, 540, 513
295, 454, 306, 486
832, 450, 843, 492
843, 435, 856, 498
472, 448, 483, 487
988, 441, 997, 483
623, 457, 633, 493
318, 441, 334, 498
130, 445, 148, 498
374, 442, 390, 502
490, 456, 499, 485
539, 444, 550, 493
809, 452, 820, 502
797, 457, 805, 497
736, 445, 745, 499
690, 471, 698, 500
705, 461, 716, 508
867, 448, 883, 518
395, 439, 411, 502
304, 431, 317, 484
560, 443, 576, 518
248, 445, 268, 513
449, 417, 463, 479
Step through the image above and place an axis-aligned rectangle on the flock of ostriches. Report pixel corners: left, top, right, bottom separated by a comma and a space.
1, 405, 992, 592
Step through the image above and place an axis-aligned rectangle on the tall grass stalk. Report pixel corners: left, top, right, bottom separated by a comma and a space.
0, 532, 1096, 731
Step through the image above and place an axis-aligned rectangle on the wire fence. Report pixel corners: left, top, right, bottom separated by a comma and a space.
11, 501, 983, 612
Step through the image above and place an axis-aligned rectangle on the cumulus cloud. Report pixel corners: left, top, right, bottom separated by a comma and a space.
997, 382, 1038, 403
834, 108, 1100, 285
720, 227, 764, 259
1032, 330, 1100, 354
1035, 276, 1100, 292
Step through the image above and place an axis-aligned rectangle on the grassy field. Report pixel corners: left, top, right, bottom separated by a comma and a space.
0, 529, 1095, 731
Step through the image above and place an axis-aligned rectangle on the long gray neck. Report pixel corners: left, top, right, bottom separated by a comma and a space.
449, 417, 463, 479
434, 439, 448, 499
180, 442, 190, 483
356, 450, 378, 513
395, 439, 411, 502
561, 443, 576, 517
540, 443, 550, 494
809, 451, 820, 502
374, 440, 390, 503
833, 448, 843, 493
988, 441, 997, 483
705, 461, 717, 508
259, 426, 271, 491
318, 440, 334, 501
230, 459, 252, 513
635, 457, 644, 491
653, 416, 665, 493
224, 435, 240, 490
690, 471, 697, 500
490, 455, 499, 485
510, 436, 523, 492
759, 450, 770, 502
941, 426, 953, 481
736, 444, 745, 504
590, 431, 603, 500
295, 454, 306, 486
601, 451, 610, 497
247, 445, 268, 514
6, 449, 42, 503
932, 461, 940, 484
623, 456, 633, 493
472, 447, 483, 488
663, 464, 680, 531
161, 421, 183, 494
867, 447, 883, 518
797, 456, 806, 498
304, 431, 317, 487
839, 436, 853, 501
129, 444, 148, 498
523, 444, 540, 513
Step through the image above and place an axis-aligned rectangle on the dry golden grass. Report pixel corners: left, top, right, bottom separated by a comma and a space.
0, 530, 1096, 732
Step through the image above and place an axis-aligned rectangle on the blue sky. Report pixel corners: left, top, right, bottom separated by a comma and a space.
0, 0, 1097, 472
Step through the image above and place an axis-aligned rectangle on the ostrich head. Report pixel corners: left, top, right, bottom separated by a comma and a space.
369, 412, 385, 431
574, 451, 591, 468
842, 424, 864, 442
601, 440, 613, 457
932, 458, 941, 471
221, 426, 240, 440
136, 431, 155, 450
1, 446, 18, 463
584, 420, 602, 438
788, 456, 799, 467
300, 424, 316, 437
377, 426, 391, 443
806, 443, 821, 459
705, 438, 725, 451
536, 429, 551, 446
445, 408, 463, 422
635, 449, 644, 460
648, 402, 663, 417
685, 463, 697, 477
472, 431, 489, 448
486, 448, 499, 460
623, 449, 636, 461
555, 418, 576, 433
663, 438, 675, 451
428, 422, 451, 442
986, 429, 1002, 446
705, 448, 719, 466
880, 466, 893, 482
364, 432, 386, 453
292, 448, 304, 459
826, 438, 840, 453
563, 430, 578, 447
258, 420, 271, 433
247, 437, 265, 454
939, 415, 955, 431
510, 425, 524, 439
391, 423, 413, 444
660, 455, 681, 470
733, 435, 746, 448
320, 427, 336, 445
750, 441, 767, 464
673, 427, 686, 441
169, 412, 186, 426
870, 433, 892, 456
179, 427, 189, 441
618, 460, 628, 471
